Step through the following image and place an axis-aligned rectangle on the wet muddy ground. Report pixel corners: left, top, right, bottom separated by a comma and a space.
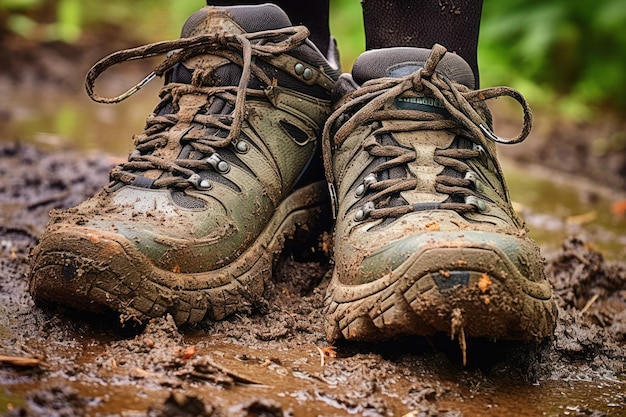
2, 142, 626, 416
1, 36, 626, 416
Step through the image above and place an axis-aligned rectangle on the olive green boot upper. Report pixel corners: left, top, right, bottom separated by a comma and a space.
323, 45, 556, 342
29, 4, 340, 324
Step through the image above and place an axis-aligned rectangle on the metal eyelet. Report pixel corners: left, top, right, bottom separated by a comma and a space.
206, 153, 230, 174
188, 174, 211, 190
472, 144, 486, 155
355, 173, 377, 197
464, 171, 483, 191
364, 174, 377, 187
354, 202, 375, 222
129, 150, 141, 160
465, 195, 487, 212
294, 62, 313, 80
235, 140, 250, 153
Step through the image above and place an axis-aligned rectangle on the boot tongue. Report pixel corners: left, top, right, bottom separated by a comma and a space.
352, 47, 475, 89
171, 4, 294, 87
167, 60, 245, 88
181, 4, 292, 38
347, 47, 476, 214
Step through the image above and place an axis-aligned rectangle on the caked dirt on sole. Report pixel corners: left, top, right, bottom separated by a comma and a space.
1, 142, 625, 416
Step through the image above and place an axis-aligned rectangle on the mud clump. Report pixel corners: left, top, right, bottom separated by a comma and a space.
545, 238, 626, 379
497, 238, 626, 383
548, 237, 626, 342
1, 143, 625, 416
0, 142, 114, 240
148, 392, 215, 417
4, 385, 90, 417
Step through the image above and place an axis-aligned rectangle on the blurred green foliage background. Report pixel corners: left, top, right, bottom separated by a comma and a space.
1, 0, 625, 118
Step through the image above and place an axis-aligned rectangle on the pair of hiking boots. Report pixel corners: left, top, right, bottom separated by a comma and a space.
29, 4, 556, 342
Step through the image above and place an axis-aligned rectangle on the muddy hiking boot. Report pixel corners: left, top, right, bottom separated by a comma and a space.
28, 4, 340, 325
322, 45, 557, 343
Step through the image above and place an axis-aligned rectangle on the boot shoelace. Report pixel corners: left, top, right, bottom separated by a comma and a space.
321, 44, 533, 221
85, 26, 310, 190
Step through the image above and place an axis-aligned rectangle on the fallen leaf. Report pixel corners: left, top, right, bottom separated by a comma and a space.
315, 345, 337, 366
320, 346, 337, 358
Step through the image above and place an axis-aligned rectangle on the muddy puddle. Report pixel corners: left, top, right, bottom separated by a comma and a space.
504, 162, 626, 261
2, 333, 625, 417
1, 84, 625, 416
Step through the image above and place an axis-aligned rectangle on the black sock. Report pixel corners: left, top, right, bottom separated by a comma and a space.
361, 0, 483, 86
206, 1, 330, 56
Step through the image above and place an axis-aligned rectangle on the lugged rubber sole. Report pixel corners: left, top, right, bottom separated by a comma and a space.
323, 241, 557, 342
29, 181, 328, 325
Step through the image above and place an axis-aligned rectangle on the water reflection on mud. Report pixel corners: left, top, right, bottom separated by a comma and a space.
2, 336, 625, 416
504, 162, 626, 260
0, 84, 160, 156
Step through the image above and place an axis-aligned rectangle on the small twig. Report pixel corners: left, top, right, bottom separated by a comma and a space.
0, 355, 46, 368
315, 346, 325, 367
581, 293, 601, 314
458, 326, 467, 367
450, 308, 467, 366
315, 345, 337, 367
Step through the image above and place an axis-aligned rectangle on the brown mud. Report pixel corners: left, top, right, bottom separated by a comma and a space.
1, 37, 626, 416
1, 143, 625, 416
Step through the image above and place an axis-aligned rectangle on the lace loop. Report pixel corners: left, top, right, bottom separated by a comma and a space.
85, 26, 309, 104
